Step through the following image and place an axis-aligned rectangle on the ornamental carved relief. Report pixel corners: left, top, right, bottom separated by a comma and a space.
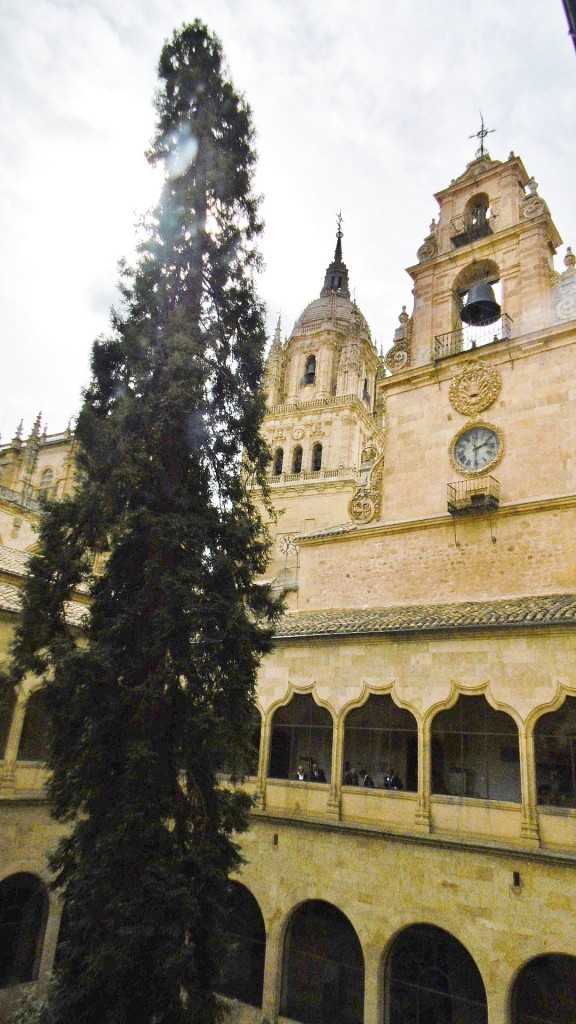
348, 449, 383, 525
520, 180, 550, 222
383, 306, 412, 375
448, 361, 501, 416
348, 491, 375, 524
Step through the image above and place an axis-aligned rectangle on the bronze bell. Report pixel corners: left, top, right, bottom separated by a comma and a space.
460, 282, 501, 326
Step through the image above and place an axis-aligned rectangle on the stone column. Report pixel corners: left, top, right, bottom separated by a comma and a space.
37, 894, 64, 995
362, 942, 383, 1024
519, 722, 540, 844
327, 712, 343, 819
260, 915, 284, 1023
414, 719, 431, 831
255, 714, 272, 811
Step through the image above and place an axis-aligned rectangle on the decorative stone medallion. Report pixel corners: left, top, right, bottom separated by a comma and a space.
291, 427, 304, 441
348, 490, 375, 524
384, 347, 409, 372
448, 361, 501, 417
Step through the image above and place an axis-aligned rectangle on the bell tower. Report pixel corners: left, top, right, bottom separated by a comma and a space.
260, 223, 384, 595
379, 140, 575, 529
389, 147, 563, 370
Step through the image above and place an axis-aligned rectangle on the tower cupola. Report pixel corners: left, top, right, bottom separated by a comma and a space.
320, 217, 350, 299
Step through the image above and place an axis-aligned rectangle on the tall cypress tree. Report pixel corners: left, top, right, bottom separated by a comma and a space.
1, 21, 277, 1024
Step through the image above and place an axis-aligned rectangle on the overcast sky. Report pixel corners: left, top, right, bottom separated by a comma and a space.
0, 0, 574, 438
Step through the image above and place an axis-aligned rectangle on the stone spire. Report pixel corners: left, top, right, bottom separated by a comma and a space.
264, 315, 285, 407
28, 412, 42, 441
271, 314, 282, 350
320, 214, 350, 299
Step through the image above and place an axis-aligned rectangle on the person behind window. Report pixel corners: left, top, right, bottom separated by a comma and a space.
309, 760, 326, 783
384, 766, 403, 790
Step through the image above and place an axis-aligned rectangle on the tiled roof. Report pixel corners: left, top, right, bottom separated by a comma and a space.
0, 575, 87, 627
0, 581, 21, 613
0, 545, 30, 576
0, 545, 87, 627
274, 593, 576, 639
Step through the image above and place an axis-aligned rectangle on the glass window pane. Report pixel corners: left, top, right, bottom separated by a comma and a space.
535, 698, 576, 808
432, 696, 520, 801
344, 696, 417, 791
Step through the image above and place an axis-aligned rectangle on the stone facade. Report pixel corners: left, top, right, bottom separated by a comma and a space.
1, 150, 576, 1022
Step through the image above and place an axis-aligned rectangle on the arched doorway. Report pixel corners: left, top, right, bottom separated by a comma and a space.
281, 900, 364, 1024
512, 954, 576, 1023
215, 882, 266, 1008
386, 924, 487, 1023
0, 873, 49, 987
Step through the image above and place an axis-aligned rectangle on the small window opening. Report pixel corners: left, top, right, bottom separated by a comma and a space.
17, 690, 49, 762
38, 468, 54, 502
303, 355, 316, 385
311, 443, 322, 472
292, 446, 303, 474
273, 448, 284, 476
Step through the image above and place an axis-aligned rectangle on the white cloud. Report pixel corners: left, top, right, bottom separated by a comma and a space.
0, 0, 575, 435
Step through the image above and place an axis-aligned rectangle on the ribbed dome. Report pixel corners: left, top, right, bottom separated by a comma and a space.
293, 293, 371, 338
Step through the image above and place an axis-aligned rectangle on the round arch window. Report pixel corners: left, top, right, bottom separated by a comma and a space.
0, 873, 48, 987
386, 923, 487, 1023
282, 900, 364, 1024
512, 954, 576, 1023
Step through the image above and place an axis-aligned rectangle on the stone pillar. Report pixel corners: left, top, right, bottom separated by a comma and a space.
256, 714, 272, 811
261, 915, 283, 1023
519, 722, 540, 844
485, 970, 512, 1024
362, 943, 383, 1024
37, 894, 64, 995
327, 712, 343, 819
414, 719, 431, 831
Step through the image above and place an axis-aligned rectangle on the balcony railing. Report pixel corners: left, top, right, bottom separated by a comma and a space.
447, 477, 500, 516
269, 468, 349, 484
450, 214, 493, 248
0, 485, 41, 512
434, 314, 512, 362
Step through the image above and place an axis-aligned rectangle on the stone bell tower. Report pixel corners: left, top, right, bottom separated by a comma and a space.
260, 223, 384, 594
384, 146, 566, 372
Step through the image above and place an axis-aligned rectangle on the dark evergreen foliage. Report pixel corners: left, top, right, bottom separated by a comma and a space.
0, 21, 278, 1024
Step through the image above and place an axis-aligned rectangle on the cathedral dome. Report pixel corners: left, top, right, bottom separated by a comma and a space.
291, 224, 371, 340
293, 293, 371, 338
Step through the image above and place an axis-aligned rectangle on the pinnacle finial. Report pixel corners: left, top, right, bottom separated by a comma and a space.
468, 112, 495, 159
334, 210, 344, 264
15, 419, 23, 442
32, 411, 42, 437
320, 214, 350, 299
273, 314, 282, 347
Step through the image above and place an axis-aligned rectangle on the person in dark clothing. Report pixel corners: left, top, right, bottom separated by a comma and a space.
309, 760, 326, 782
360, 768, 375, 788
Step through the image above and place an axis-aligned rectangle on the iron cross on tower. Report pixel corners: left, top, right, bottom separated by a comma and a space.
469, 113, 496, 158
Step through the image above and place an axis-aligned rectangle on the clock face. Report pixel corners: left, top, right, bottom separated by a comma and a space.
452, 424, 502, 474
